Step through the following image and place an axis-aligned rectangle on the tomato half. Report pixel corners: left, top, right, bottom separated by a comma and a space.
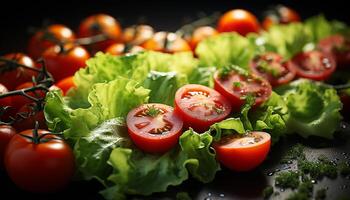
214, 70, 272, 109
28, 24, 76, 59
249, 52, 296, 87
189, 26, 218, 51
213, 131, 271, 171
318, 34, 350, 68
0, 53, 37, 90
5, 129, 75, 193
262, 5, 300, 30
56, 76, 76, 95
291, 50, 336, 81
42, 44, 90, 81
122, 25, 155, 45
217, 9, 260, 36
105, 43, 144, 56
78, 14, 122, 52
127, 103, 183, 153
174, 84, 232, 132
141, 32, 191, 53
0, 125, 16, 167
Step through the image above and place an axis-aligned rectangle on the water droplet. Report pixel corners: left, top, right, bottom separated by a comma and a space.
342, 152, 347, 156
341, 123, 348, 129
204, 197, 212, 200
287, 160, 293, 164
311, 180, 317, 184
280, 188, 285, 192
219, 194, 225, 198
331, 161, 337, 166
267, 172, 274, 176
207, 193, 212, 197
274, 168, 281, 173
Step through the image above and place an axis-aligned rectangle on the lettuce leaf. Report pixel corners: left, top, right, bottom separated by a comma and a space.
276, 79, 342, 139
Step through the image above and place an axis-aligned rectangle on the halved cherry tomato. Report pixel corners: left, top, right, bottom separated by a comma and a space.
0, 125, 16, 167
127, 103, 183, 153
174, 84, 232, 132
262, 5, 301, 30
5, 129, 75, 193
42, 44, 90, 81
213, 131, 271, 171
28, 24, 76, 59
213, 69, 272, 109
56, 76, 76, 95
105, 43, 144, 56
122, 25, 154, 45
0, 53, 37, 90
78, 14, 122, 52
291, 50, 336, 81
217, 9, 260, 36
318, 34, 350, 68
141, 32, 191, 53
249, 52, 296, 87
189, 26, 218, 51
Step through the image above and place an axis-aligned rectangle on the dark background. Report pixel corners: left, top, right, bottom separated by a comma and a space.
1, 0, 350, 199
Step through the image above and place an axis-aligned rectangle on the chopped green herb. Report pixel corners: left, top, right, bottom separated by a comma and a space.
256, 60, 281, 77
262, 186, 274, 199
297, 178, 313, 197
145, 105, 162, 117
315, 188, 327, 200
280, 144, 306, 164
219, 64, 249, 78
298, 155, 337, 179
275, 171, 300, 189
338, 161, 350, 176
176, 192, 192, 200
233, 81, 241, 88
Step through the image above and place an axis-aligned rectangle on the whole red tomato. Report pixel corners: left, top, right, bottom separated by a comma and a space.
0, 125, 16, 167
5, 129, 75, 193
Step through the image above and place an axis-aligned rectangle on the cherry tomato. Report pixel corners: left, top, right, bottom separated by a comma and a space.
0, 125, 16, 167
250, 52, 296, 87
189, 26, 218, 51
213, 131, 271, 171
13, 105, 47, 132
262, 5, 301, 30
0, 53, 37, 90
5, 129, 75, 193
214, 69, 272, 109
105, 43, 144, 56
0, 83, 12, 107
78, 14, 122, 52
56, 76, 76, 95
291, 50, 336, 81
127, 103, 183, 153
217, 9, 260, 36
0, 84, 15, 122
318, 34, 350, 68
122, 25, 154, 45
141, 32, 191, 53
43, 44, 90, 81
174, 84, 232, 132
28, 24, 76, 59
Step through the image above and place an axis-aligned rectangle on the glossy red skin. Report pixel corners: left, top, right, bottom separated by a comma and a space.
213, 71, 272, 110
0, 125, 16, 167
213, 131, 271, 171
28, 24, 76, 59
127, 103, 183, 153
0, 53, 37, 90
13, 105, 47, 132
5, 129, 75, 193
0, 83, 12, 107
141, 32, 191, 53
43, 44, 90, 81
249, 52, 296, 87
217, 9, 260, 36
78, 14, 122, 52
291, 50, 336, 81
105, 43, 144, 56
318, 34, 350, 68
11, 82, 40, 112
56, 76, 76, 95
262, 5, 300, 30
122, 25, 155, 45
174, 84, 232, 132
189, 26, 218, 51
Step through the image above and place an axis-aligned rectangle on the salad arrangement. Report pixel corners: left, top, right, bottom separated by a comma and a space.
0, 5, 350, 199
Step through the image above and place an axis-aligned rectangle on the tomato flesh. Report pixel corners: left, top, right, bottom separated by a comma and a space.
213, 131, 271, 171
174, 84, 232, 132
127, 103, 183, 153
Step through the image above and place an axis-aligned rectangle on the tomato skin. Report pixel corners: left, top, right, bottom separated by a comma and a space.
122, 25, 154, 45
189, 26, 218, 51
249, 52, 296, 87
141, 32, 191, 53
318, 34, 350, 68
127, 103, 183, 153
217, 9, 260, 36
42, 44, 90, 81
105, 43, 144, 56
262, 5, 300, 30
174, 84, 232, 132
0, 53, 37, 90
213, 71, 272, 109
0, 125, 16, 167
28, 24, 76, 59
213, 131, 271, 171
291, 50, 336, 81
5, 129, 75, 193
78, 14, 122, 52
12, 105, 47, 132
0, 83, 12, 107
56, 76, 76, 95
